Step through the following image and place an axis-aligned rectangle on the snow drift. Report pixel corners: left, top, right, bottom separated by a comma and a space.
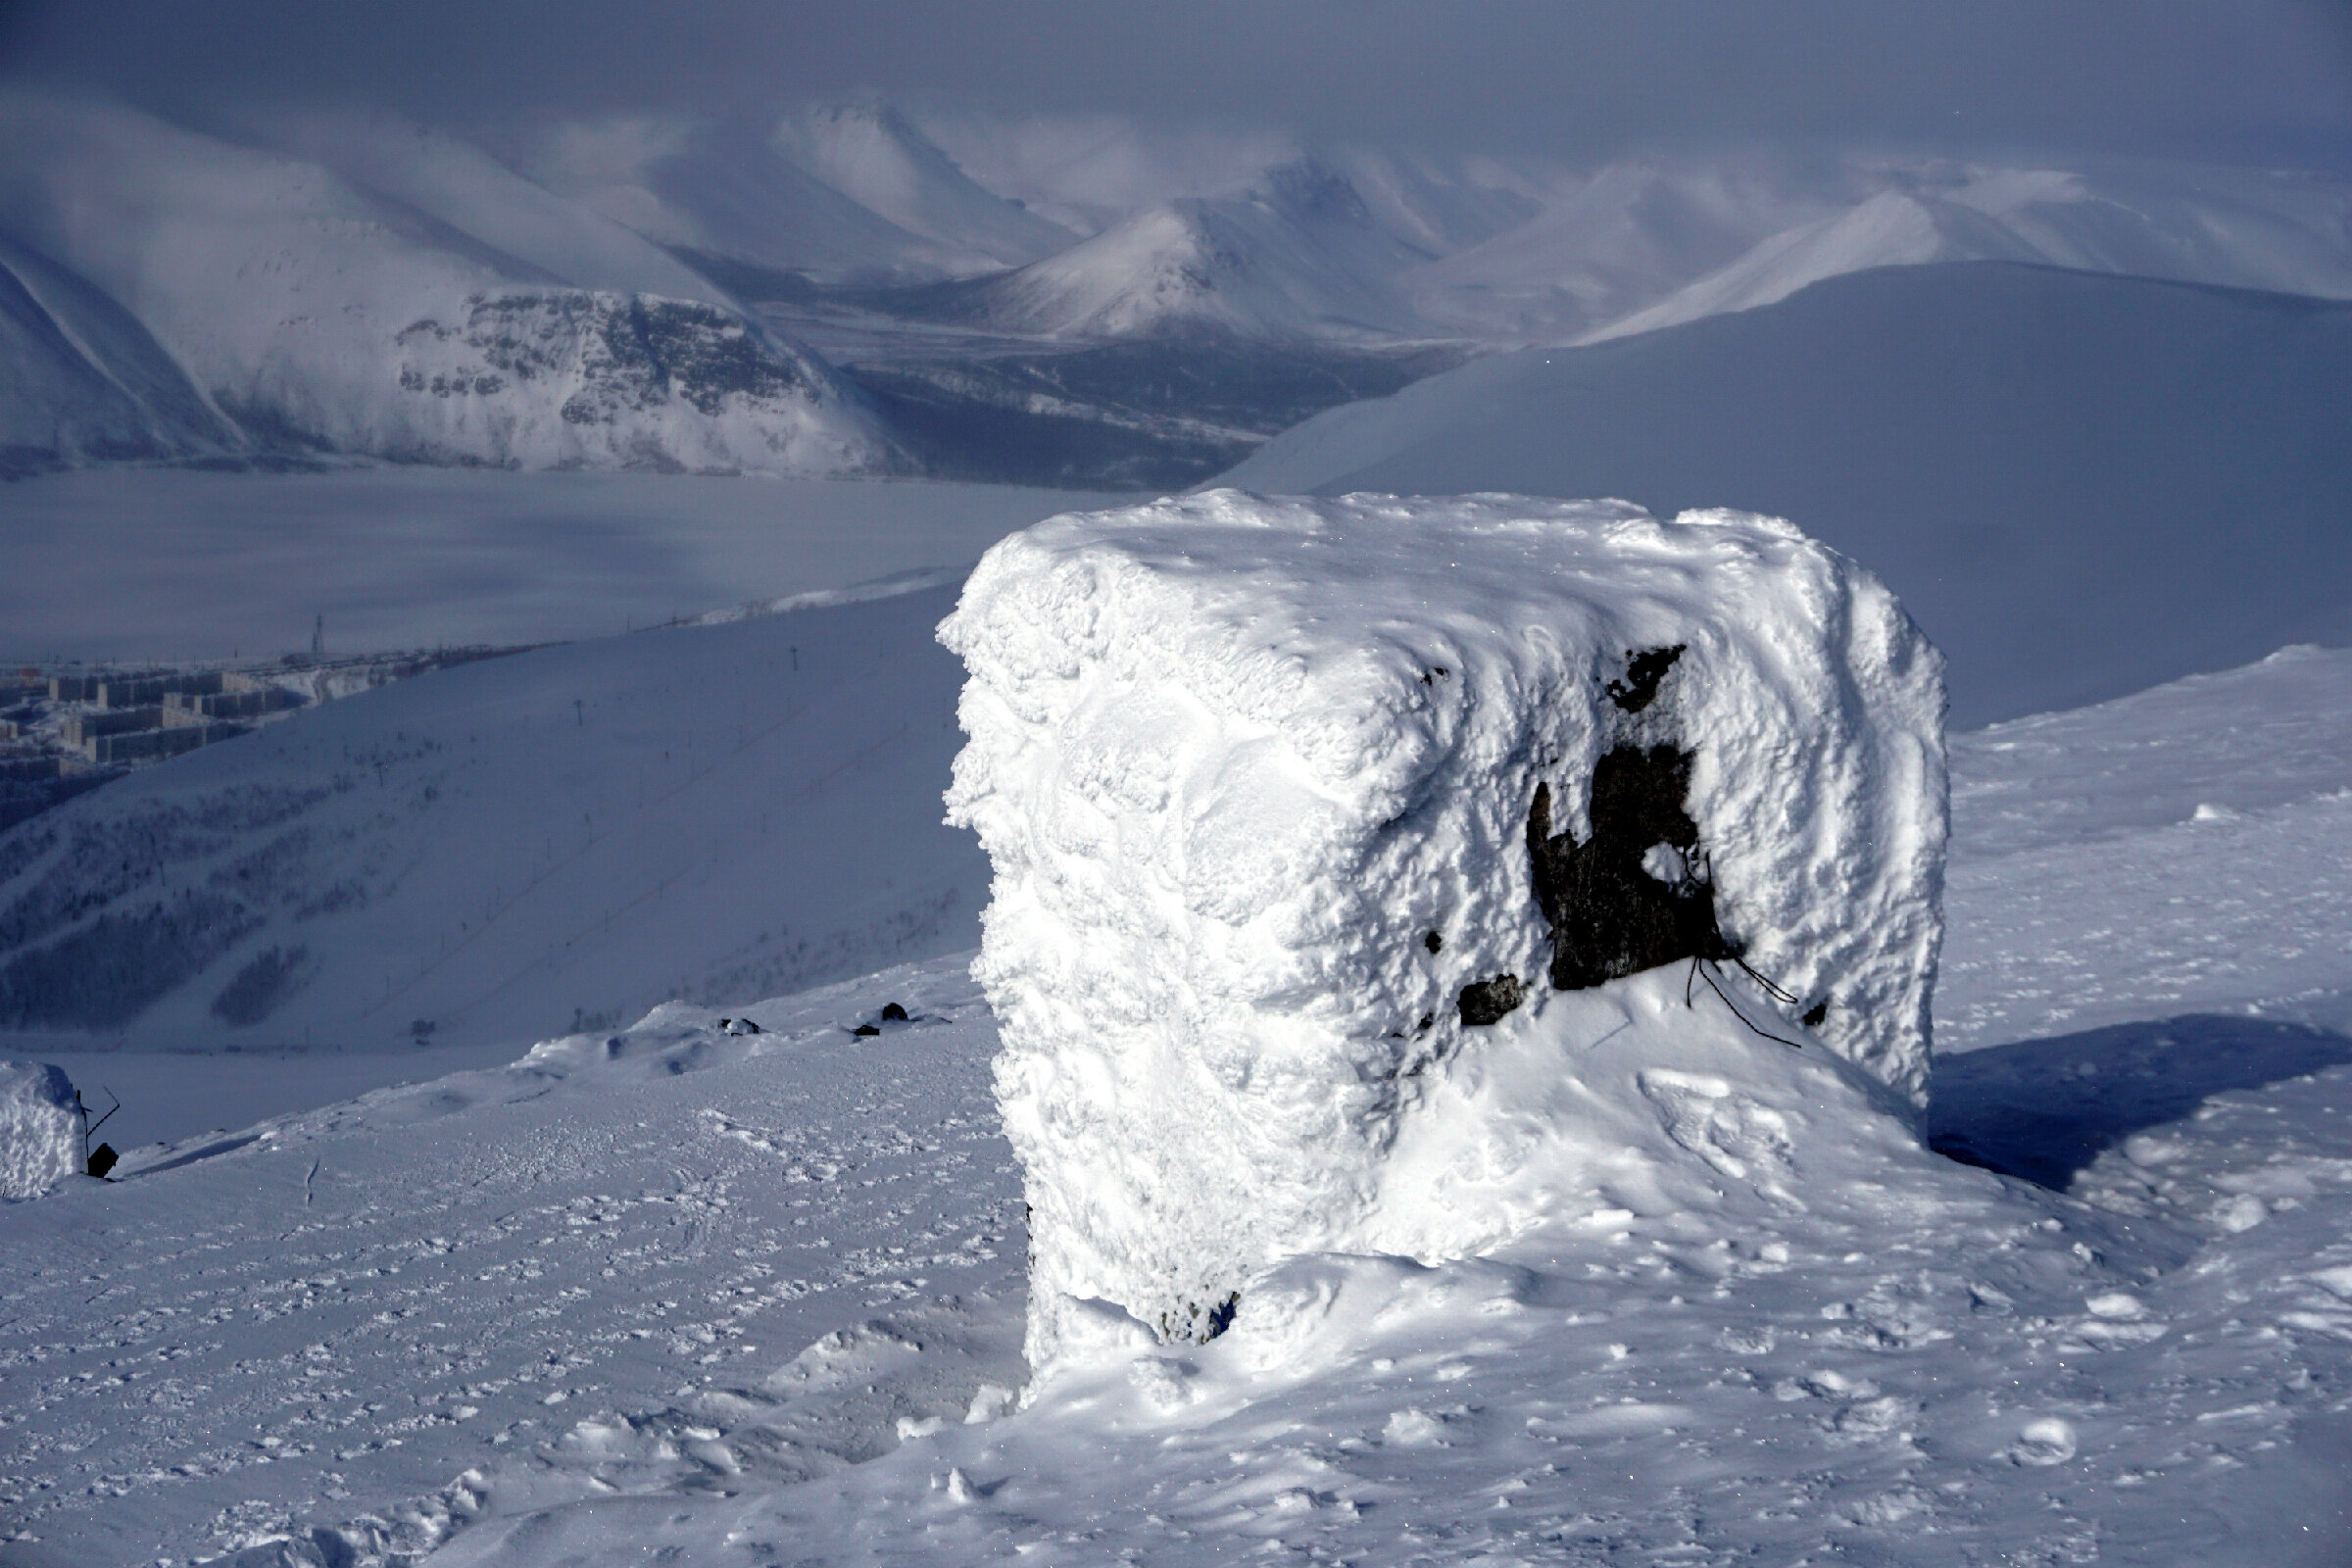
0, 1060, 78, 1199
941, 491, 1946, 1369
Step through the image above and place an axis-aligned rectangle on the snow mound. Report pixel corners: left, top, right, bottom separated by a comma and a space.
940, 491, 1946, 1369
1, 1060, 79, 1199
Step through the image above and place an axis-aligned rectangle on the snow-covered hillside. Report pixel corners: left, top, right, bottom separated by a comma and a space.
0, 588, 986, 1062
0, 92, 895, 475
899, 160, 1446, 343
0, 232, 242, 477
3, 632, 2348, 1567
768, 103, 1077, 273
1585, 161, 2352, 345
1222, 261, 2352, 725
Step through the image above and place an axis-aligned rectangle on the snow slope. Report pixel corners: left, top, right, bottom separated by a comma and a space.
1588, 161, 2352, 344
0, 960, 1025, 1566
251, 112, 720, 304
1223, 261, 2352, 725
0, 92, 891, 475
2, 624, 2350, 1565
906, 159, 1438, 343
1938, 643, 2352, 1053
0, 233, 241, 476
0, 588, 988, 1060
514, 115, 987, 287
768, 104, 1077, 273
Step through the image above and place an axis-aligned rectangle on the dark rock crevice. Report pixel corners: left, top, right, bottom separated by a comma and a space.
1529, 741, 1733, 991
1605, 644, 1686, 713
1458, 973, 1525, 1025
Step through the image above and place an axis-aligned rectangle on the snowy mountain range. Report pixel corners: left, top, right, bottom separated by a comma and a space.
6, 88, 2352, 479
0, 93, 899, 479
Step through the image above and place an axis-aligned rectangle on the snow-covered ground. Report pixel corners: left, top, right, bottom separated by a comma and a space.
4, 592, 2349, 1563
0, 960, 1027, 1567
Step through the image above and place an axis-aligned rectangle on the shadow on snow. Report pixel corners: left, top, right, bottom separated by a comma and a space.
1930, 1013, 2352, 1191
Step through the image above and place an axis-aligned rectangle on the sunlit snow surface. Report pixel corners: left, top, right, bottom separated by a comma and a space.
4, 647, 2352, 1564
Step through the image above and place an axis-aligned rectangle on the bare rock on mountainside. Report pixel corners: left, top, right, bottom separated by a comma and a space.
387, 290, 901, 473
940, 491, 1946, 1370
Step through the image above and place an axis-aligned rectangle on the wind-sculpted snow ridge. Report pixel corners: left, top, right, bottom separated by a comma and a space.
940, 490, 1946, 1371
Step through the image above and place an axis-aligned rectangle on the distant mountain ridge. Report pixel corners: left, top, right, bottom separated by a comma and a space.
5, 88, 2352, 477
0, 91, 899, 478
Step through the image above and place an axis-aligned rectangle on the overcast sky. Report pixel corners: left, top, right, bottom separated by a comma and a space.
3, 0, 2348, 167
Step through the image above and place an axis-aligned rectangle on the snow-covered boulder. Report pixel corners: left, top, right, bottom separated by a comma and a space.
1, 1060, 82, 1199
941, 491, 1946, 1369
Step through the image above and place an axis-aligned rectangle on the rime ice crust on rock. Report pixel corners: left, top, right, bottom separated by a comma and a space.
1, 1061, 81, 1200
939, 490, 1946, 1369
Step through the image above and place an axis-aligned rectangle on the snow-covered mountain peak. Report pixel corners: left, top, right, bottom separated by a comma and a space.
770, 100, 1078, 271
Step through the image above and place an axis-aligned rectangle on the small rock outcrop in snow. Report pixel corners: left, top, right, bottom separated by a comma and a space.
1, 1061, 81, 1200
941, 491, 1946, 1368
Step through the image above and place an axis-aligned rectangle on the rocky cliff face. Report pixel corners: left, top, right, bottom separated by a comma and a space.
387, 290, 898, 472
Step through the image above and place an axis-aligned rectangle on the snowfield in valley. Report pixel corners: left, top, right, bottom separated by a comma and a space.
0, 514, 2349, 1565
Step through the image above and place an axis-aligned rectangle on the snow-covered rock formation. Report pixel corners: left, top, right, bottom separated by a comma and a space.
0, 90, 898, 476
941, 491, 1947, 1369
1, 1061, 80, 1200
384, 289, 890, 472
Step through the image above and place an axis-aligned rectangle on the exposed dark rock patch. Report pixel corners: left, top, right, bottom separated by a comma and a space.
1423, 930, 1443, 954
1458, 973, 1526, 1025
1605, 645, 1686, 713
1528, 744, 1732, 991
1159, 1289, 1242, 1345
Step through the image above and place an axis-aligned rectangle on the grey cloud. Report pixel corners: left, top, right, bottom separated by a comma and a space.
2, 0, 2347, 166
